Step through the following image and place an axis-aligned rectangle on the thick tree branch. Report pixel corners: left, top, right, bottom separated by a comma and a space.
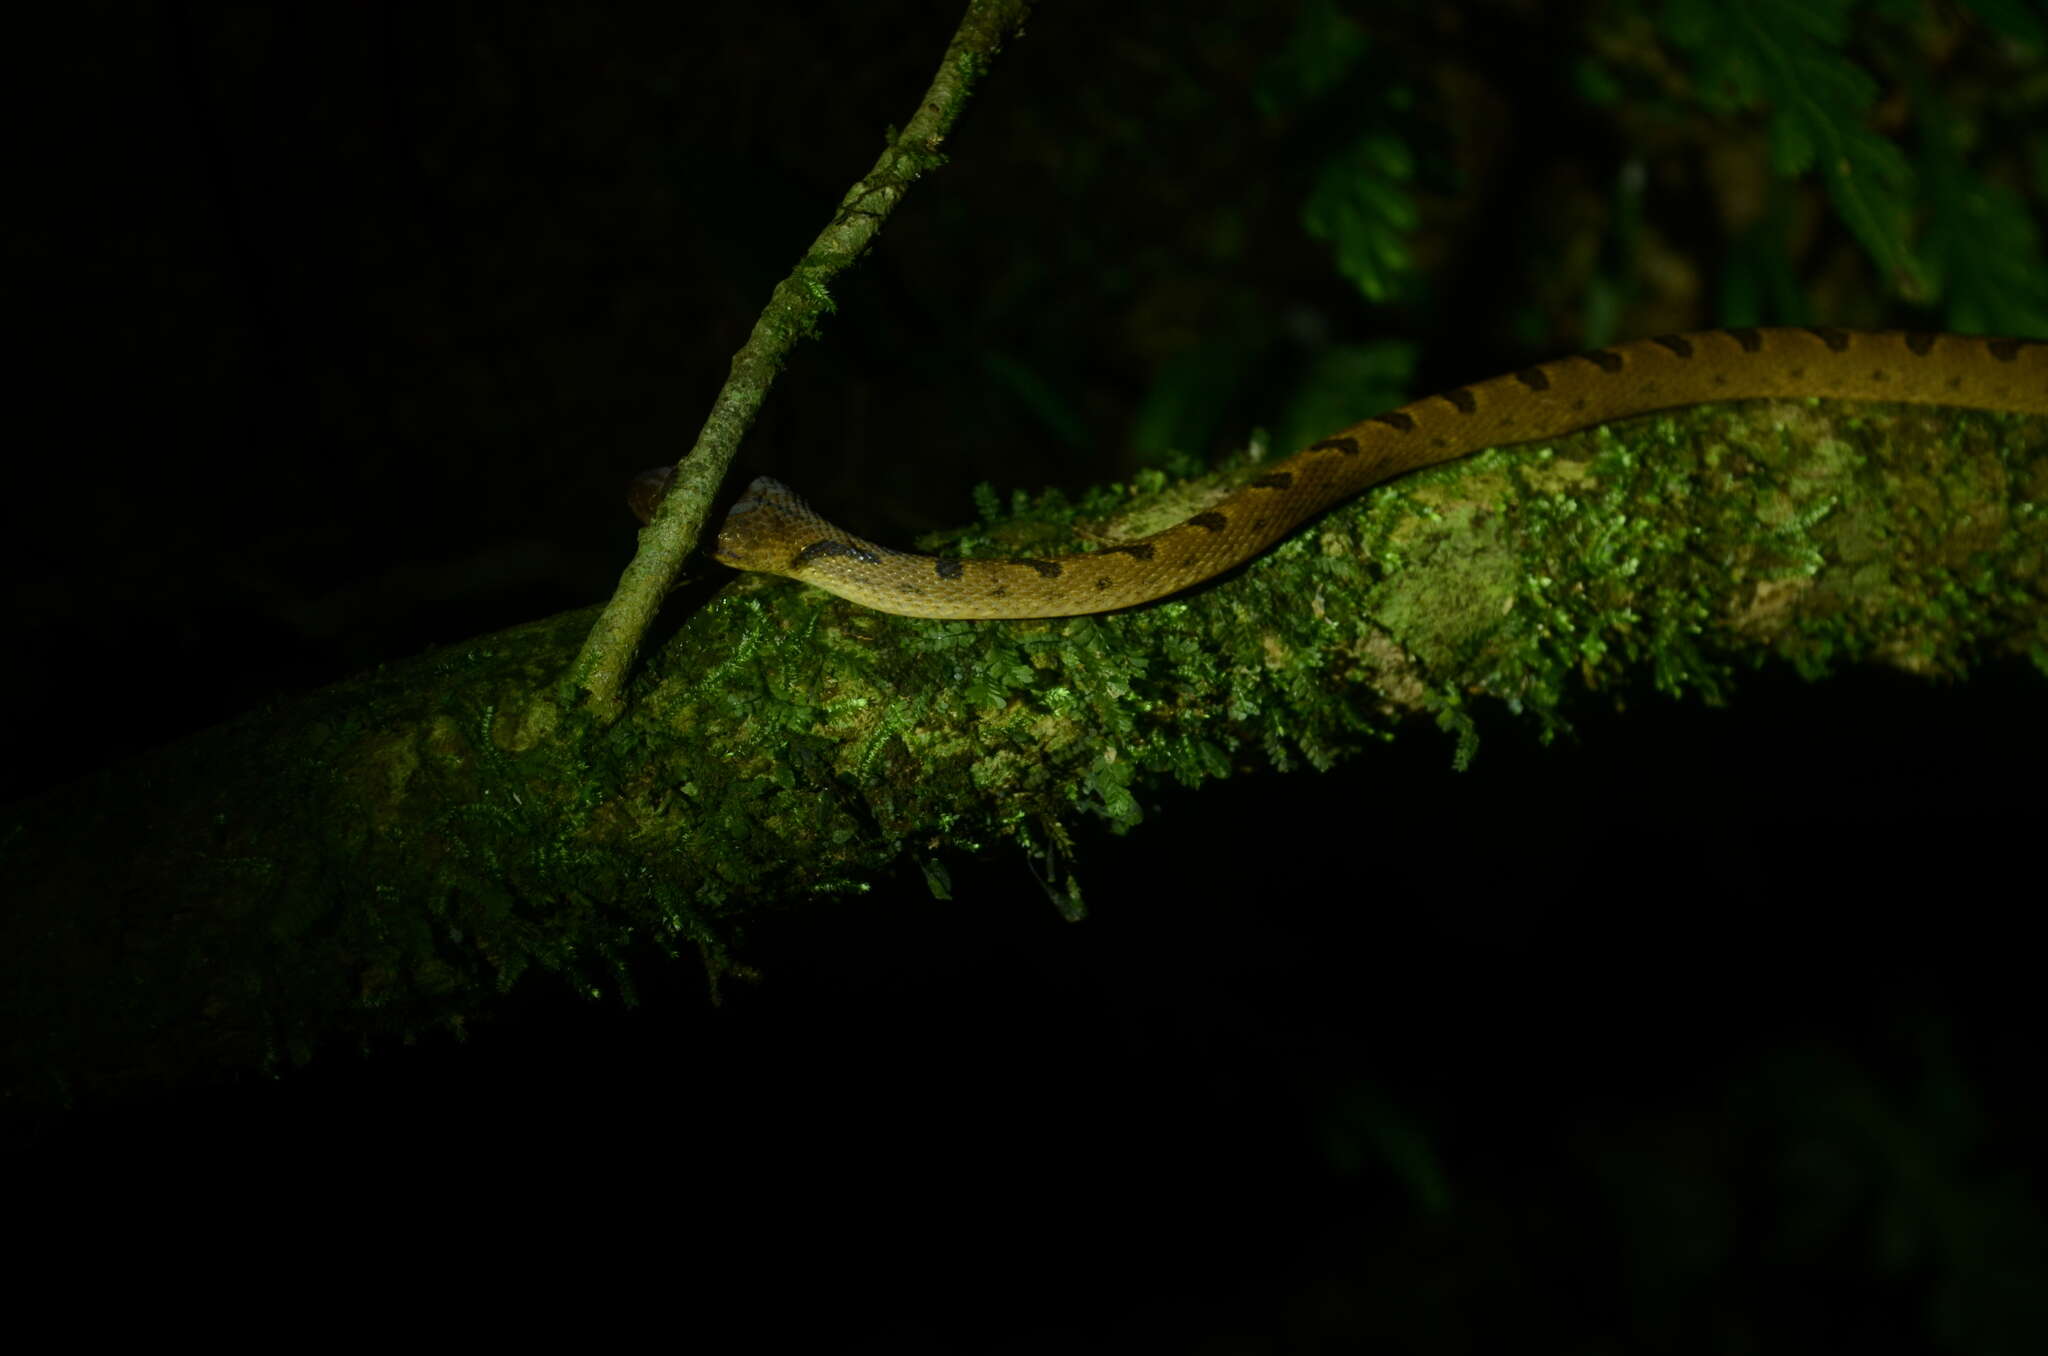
5, 400, 2043, 1117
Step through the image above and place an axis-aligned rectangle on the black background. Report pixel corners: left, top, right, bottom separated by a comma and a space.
9, 2, 2045, 1349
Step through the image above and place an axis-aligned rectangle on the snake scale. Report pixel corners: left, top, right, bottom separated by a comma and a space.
630, 328, 2048, 619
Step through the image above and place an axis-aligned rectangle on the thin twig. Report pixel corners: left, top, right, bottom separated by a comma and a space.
566, 0, 1035, 719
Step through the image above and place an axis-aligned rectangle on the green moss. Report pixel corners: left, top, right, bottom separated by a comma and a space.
7, 401, 2042, 1108
594, 401, 2044, 963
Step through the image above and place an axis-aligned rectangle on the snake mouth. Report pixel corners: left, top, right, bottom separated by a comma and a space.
710, 490, 761, 566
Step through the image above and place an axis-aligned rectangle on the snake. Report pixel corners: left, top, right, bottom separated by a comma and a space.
629, 328, 2048, 619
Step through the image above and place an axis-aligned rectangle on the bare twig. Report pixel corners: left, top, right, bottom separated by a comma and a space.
566, 0, 1035, 719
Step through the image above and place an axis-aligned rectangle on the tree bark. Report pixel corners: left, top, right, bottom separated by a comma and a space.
5, 399, 2044, 1116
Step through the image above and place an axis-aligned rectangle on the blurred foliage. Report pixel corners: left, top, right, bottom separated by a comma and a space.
1661, 0, 1922, 293
1917, 94, 2048, 335
1301, 132, 1421, 305
1256, 0, 1421, 306
15, 7, 2047, 1349
1307, 1016, 2048, 1353
1959, 0, 2047, 45
1273, 340, 1417, 458
1128, 0, 2047, 477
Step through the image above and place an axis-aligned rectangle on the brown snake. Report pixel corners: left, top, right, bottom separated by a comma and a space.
630, 328, 2048, 619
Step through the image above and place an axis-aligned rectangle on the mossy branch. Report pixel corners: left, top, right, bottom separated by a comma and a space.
6, 400, 2043, 1116
566, 0, 1034, 720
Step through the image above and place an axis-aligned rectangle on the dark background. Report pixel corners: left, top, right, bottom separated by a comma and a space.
9, 2, 2046, 1348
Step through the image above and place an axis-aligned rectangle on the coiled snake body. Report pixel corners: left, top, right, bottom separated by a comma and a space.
632, 328, 2048, 619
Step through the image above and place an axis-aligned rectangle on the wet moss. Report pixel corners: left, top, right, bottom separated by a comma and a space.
6, 402, 2041, 1108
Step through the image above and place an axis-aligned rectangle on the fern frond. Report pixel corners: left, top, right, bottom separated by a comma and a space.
1662, 0, 1922, 294
1253, 0, 1371, 116
1916, 114, 2048, 336
1302, 133, 1420, 304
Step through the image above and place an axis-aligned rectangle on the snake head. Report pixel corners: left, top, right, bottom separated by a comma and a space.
631, 467, 899, 586
715, 476, 831, 573
714, 476, 890, 579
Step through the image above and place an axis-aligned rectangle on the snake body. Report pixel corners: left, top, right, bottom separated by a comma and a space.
636, 329, 2048, 619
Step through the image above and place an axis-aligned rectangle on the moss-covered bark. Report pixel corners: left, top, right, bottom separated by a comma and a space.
5, 399, 2044, 1114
